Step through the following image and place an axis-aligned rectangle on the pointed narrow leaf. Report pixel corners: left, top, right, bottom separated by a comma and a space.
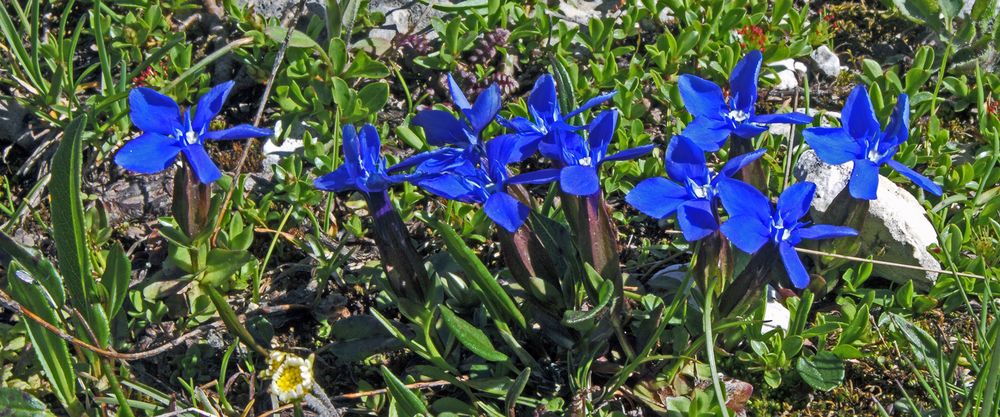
430, 219, 526, 329
380, 365, 429, 416
439, 306, 508, 362
102, 242, 130, 320
50, 115, 94, 312
505, 368, 531, 417
0, 388, 57, 417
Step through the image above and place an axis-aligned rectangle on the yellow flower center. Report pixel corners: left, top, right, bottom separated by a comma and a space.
276, 365, 304, 392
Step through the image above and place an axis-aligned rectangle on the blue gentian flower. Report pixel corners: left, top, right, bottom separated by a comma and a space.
678, 50, 812, 152
498, 74, 617, 159
802, 85, 942, 200
405, 135, 548, 232
115, 81, 273, 184
314, 124, 413, 194
512, 109, 654, 196
626, 135, 765, 241
717, 179, 858, 288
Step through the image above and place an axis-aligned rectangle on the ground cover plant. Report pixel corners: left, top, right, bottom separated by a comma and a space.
1, 0, 999, 416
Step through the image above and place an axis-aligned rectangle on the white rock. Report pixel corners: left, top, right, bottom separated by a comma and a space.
793, 150, 940, 289
762, 286, 791, 332
810, 45, 842, 78
262, 136, 304, 170
767, 109, 840, 138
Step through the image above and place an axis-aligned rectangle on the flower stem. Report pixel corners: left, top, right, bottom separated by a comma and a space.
728, 136, 765, 190
703, 281, 731, 417
718, 244, 778, 317
365, 190, 431, 303
201, 283, 268, 356
172, 159, 212, 238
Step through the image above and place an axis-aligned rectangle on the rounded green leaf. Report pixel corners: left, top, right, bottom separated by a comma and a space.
796, 351, 845, 391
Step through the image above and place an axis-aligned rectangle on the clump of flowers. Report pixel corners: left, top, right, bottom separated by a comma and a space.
263, 351, 316, 404
736, 25, 767, 51
468, 28, 510, 65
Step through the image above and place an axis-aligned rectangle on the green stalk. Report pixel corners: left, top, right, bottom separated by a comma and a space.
703, 282, 730, 417
101, 360, 135, 417
201, 283, 268, 356
256, 206, 294, 303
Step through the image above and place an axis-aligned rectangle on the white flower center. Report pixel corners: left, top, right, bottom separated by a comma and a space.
771, 218, 792, 242
728, 110, 750, 123
578, 156, 592, 166
184, 129, 198, 145
691, 183, 710, 199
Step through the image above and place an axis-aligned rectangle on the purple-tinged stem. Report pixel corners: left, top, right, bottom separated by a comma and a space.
365, 190, 430, 303
729, 136, 765, 190
718, 243, 778, 317
172, 158, 212, 238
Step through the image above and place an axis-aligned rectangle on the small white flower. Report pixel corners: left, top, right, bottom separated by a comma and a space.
265, 351, 315, 404
577, 156, 593, 166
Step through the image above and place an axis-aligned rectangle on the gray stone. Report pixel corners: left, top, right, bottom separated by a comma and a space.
235, 0, 325, 20
762, 286, 790, 332
767, 59, 806, 92
793, 150, 940, 288
558, 0, 619, 24
0, 97, 31, 147
810, 45, 842, 78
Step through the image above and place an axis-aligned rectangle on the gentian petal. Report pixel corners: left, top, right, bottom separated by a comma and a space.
447, 73, 472, 110
677, 200, 718, 241
731, 122, 768, 139
114, 133, 182, 174
128, 88, 182, 135
776, 182, 816, 225
625, 177, 689, 219
720, 214, 770, 253
802, 127, 863, 164
466, 84, 501, 134
341, 124, 364, 178
729, 50, 763, 112
849, 159, 880, 200
491, 133, 541, 164
680, 117, 732, 152
718, 148, 766, 180
794, 225, 858, 241
677, 74, 727, 118
192, 81, 234, 133
359, 124, 383, 172
554, 130, 589, 166
506, 168, 560, 185
417, 173, 483, 203
604, 145, 655, 164
665, 135, 709, 184
559, 165, 601, 196
880, 94, 910, 151
750, 112, 813, 124
483, 192, 530, 232
413, 110, 473, 147
389, 148, 466, 174
887, 159, 942, 196
842, 85, 880, 140
528, 75, 559, 123
565, 91, 618, 119
182, 145, 222, 184
203, 124, 273, 141
778, 242, 810, 289
587, 109, 618, 162
717, 178, 771, 225
313, 166, 355, 192
498, 116, 539, 133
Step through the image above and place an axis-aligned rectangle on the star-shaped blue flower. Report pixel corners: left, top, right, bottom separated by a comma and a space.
802, 85, 942, 200
403, 134, 548, 232
507, 109, 654, 196
626, 135, 764, 241
717, 179, 858, 288
314, 124, 414, 194
413, 74, 501, 152
115, 81, 273, 184
678, 50, 812, 152
498, 74, 617, 159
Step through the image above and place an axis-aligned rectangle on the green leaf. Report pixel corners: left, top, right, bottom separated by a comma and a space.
345, 52, 389, 79
796, 351, 845, 391
0, 232, 65, 307
50, 115, 93, 313
430, 219, 526, 329
264, 26, 320, 49
0, 387, 57, 417
889, 313, 941, 371
102, 242, 130, 320
201, 249, 253, 287
358, 82, 390, 112
505, 368, 530, 416
7, 266, 79, 414
439, 306, 508, 362
380, 365, 428, 416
